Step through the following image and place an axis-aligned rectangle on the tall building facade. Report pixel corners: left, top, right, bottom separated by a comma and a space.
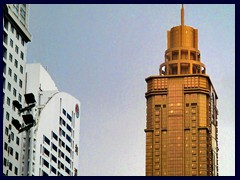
21, 63, 81, 176
3, 4, 31, 176
145, 5, 219, 176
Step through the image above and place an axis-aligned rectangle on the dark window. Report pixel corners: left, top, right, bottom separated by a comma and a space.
9, 53, 13, 62
8, 68, 12, 76
16, 32, 19, 40
15, 152, 19, 160
15, 45, 19, 54
42, 170, 48, 176
6, 112, 10, 121
9, 146, 13, 155
10, 39, 13, 47
11, 25, 15, 33
43, 135, 50, 145
9, 162, 12, 171
63, 109, 66, 115
51, 154, 57, 163
52, 143, 57, 152
65, 167, 70, 175
43, 158, 49, 168
14, 73, 17, 82
16, 137, 19, 145
61, 162, 64, 169
61, 151, 65, 158
66, 135, 71, 143
4, 158, 7, 166
5, 127, 9, 136
14, 59, 18, 68
20, 65, 23, 74
52, 131, 58, 141
19, 79, 22, 88
21, 39, 25, 46
61, 141, 65, 148
7, 97, 11, 106
14, 167, 18, 175
13, 88, 17, 97
4, 142, 8, 151
43, 147, 50, 156
51, 166, 56, 174
67, 113, 72, 122
7, 82, 11, 91
66, 145, 71, 153
67, 124, 72, 132
20, 51, 24, 60
65, 156, 71, 164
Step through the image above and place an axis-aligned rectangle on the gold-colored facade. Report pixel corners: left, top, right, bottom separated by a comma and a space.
145, 5, 219, 176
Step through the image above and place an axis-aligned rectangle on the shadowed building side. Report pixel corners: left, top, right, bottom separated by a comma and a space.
145, 5, 219, 176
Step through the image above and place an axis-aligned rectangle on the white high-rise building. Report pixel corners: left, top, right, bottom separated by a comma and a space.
23, 63, 80, 176
3, 4, 31, 176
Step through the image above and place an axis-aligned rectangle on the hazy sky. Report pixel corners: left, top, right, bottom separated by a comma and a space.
27, 4, 235, 176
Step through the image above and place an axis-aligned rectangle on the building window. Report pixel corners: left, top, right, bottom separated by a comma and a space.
65, 156, 71, 164
52, 143, 57, 152
4, 142, 8, 151
52, 131, 58, 141
6, 112, 10, 121
7, 97, 11, 106
20, 51, 24, 60
65, 167, 71, 175
19, 79, 23, 88
14, 73, 17, 83
43, 158, 49, 168
11, 132, 14, 141
13, 88, 17, 97
20, 65, 23, 74
43, 135, 50, 145
67, 113, 72, 122
14, 167, 18, 175
9, 162, 12, 171
63, 109, 66, 115
16, 137, 20, 145
20, 7, 26, 20
5, 127, 9, 136
9, 146, 14, 156
66, 135, 71, 143
15, 152, 19, 160
11, 25, 15, 34
14, 59, 18, 68
4, 158, 7, 166
42, 170, 48, 176
66, 145, 71, 153
16, 32, 19, 40
7, 82, 11, 91
4, 18, 9, 30
8, 68, 12, 76
66, 124, 72, 132
51, 166, 56, 174
51, 154, 57, 163
10, 39, 13, 47
9, 53, 13, 62
43, 147, 50, 157
21, 39, 25, 46
18, 94, 22, 102
15, 45, 19, 54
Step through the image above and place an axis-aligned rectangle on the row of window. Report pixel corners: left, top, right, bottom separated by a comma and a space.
4, 18, 25, 46
3, 158, 19, 175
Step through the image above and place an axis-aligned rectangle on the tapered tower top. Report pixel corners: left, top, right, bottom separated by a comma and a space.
159, 5, 207, 76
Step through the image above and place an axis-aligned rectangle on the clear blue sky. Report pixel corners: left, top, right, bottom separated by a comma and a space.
27, 4, 235, 176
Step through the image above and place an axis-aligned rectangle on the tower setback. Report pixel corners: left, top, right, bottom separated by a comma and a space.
145, 5, 219, 176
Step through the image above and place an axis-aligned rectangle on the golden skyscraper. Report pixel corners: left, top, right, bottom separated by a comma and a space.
145, 5, 219, 176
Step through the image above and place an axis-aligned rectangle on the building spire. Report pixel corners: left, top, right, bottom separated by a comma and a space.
181, 4, 184, 26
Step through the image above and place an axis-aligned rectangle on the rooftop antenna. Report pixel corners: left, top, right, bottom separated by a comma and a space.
181, 4, 184, 26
